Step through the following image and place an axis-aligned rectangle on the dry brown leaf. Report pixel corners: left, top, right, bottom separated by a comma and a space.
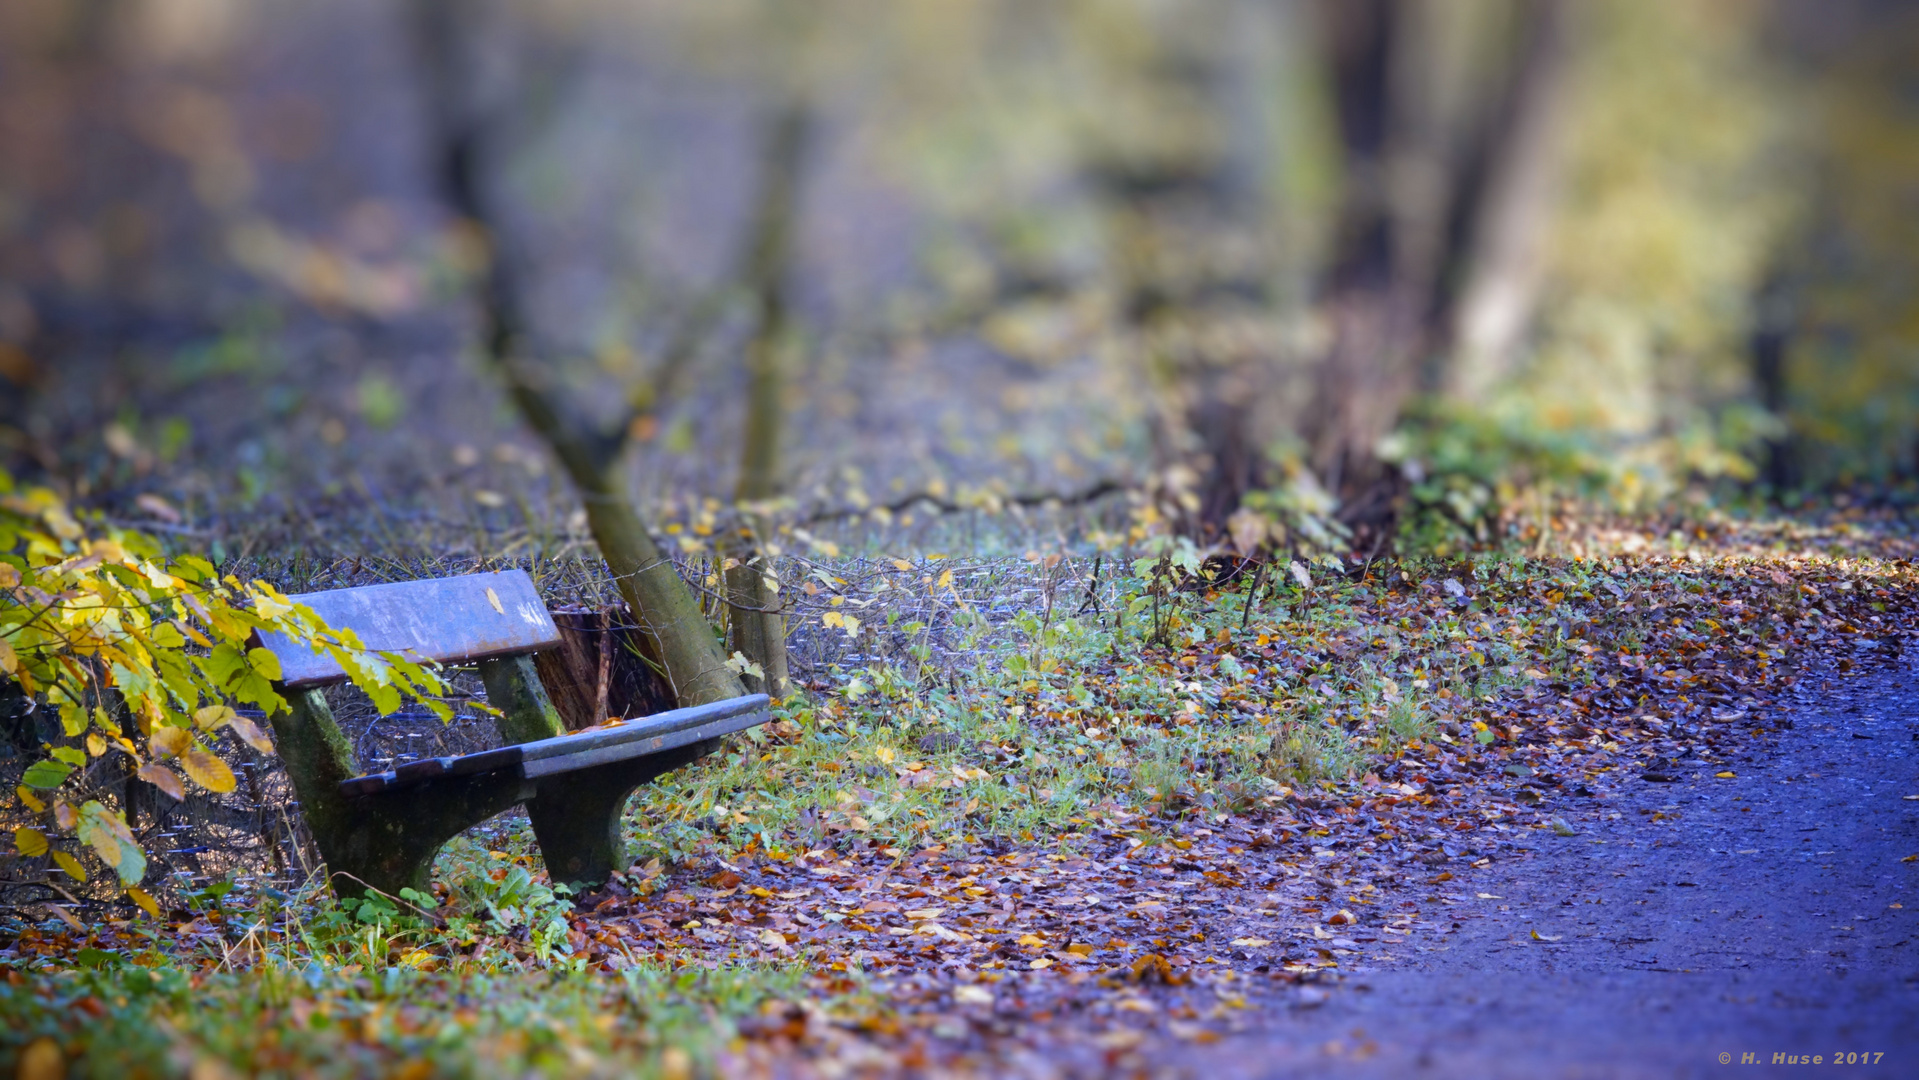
136, 762, 186, 801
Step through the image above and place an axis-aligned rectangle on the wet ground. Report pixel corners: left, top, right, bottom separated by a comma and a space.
1180, 663, 1919, 1078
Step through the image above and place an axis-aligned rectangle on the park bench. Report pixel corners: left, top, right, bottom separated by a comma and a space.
256, 569, 769, 898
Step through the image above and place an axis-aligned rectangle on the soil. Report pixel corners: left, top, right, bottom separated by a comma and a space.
1175, 663, 1919, 1079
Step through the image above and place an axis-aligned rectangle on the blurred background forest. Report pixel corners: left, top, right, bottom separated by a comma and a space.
1, 0, 1916, 559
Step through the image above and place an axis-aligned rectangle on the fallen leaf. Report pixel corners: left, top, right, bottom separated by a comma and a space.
1327, 909, 1357, 925
15, 1037, 63, 1080
1030, 957, 1053, 970
1230, 937, 1271, 948
1714, 771, 1737, 779
127, 886, 161, 919
952, 985, 993, 1005
1530, 930, 1563, 942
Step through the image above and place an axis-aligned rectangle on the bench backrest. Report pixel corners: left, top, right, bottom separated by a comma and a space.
260, 569, 562, 690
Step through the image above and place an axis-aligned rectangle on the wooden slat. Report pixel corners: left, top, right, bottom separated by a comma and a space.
519, 695, 769, 779
259, 570, 561, 690
336, 694, 772, 796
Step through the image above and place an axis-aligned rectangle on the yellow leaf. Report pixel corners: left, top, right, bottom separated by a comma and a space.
127, 886, 161, 919
1714, 771, 1736, 779
175, 619, 213, 648
225, 714, 275, 755
193, 704, 236, 732
15, 1037, 62, 1080
1530, 930, 1563, 942
52, 850, 87, 882
937, 569, 954, 590
1030, 958, 1053, 970
875, 747, 896, 764
747, 886, 774, 898
1066, 942, 1095, 957
1017, 933, 1047, 947
182, 747, 237, 793
86, 734, 108, 758
150, 726, 190, 759
17, 785, 46, 813
136, 762, 186, 801
891, 559, 912, 571
14, 827, 48, 858
0, 637, 14, 675
758, 928, 790, 949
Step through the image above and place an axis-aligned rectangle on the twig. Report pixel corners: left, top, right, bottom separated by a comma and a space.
1075, 554, 1103, 616
1240, 557, 1268, 630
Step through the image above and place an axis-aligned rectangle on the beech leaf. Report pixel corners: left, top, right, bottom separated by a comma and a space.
182, 747, 237, 794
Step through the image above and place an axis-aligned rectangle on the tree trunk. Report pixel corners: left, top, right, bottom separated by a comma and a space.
1750, 265, 1797, 493
533, 606, 677, 729
1439, 0, 1572, 402
724, 102, 811, 702
1305, 0, 1574, 497
1303, 0, 1411, 496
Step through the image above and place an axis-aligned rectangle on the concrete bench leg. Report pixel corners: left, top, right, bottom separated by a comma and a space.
272, 687, 530, 897
526, 738, 719, 889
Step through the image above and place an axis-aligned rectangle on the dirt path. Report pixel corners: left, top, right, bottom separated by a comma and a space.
1179, 663, 1919, 1079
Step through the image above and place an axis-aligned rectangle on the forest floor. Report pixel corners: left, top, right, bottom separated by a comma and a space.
5, 511, 1919, 1078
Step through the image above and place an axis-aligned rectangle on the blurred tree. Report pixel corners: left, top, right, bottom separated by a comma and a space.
1301, 0, 1572, 516
406, 0, 745, 709
1768, 0, 1919, 487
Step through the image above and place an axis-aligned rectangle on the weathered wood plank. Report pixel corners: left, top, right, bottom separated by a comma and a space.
336, 693, 771, 796
260, 570, 561, 690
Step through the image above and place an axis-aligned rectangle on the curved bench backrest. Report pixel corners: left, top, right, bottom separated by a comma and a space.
258, 569, 562, 690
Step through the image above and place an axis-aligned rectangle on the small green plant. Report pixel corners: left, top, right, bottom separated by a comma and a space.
437, 838, 576, 963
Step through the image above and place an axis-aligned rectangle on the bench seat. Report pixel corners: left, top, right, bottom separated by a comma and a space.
338, 694, 769, 796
